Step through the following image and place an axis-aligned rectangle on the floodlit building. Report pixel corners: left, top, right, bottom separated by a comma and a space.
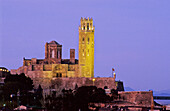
11, 18, 117, 94
79, 17, 94, 77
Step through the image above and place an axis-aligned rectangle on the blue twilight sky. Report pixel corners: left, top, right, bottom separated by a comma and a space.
0, 0, 170, 91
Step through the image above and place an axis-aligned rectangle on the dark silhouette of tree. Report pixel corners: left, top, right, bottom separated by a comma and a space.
2, 73, 34, 107
45, 86, 114, 111
111, 89, 118, 100
74, 86, 111, 111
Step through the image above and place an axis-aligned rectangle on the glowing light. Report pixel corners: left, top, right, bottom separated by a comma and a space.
0, 69, 2, 71
92, 78, 95, 82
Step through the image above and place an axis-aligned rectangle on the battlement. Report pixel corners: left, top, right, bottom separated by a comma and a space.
79, 17, 94, 31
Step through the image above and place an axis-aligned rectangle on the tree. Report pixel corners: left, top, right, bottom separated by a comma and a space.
2, 73, 34, 107
74, 86, 111, 111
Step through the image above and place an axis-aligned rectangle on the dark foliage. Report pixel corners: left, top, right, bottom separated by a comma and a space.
45, 86, 113, 111
2, 73, 35, 107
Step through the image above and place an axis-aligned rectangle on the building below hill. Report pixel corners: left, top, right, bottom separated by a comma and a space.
0, 67, 10, 78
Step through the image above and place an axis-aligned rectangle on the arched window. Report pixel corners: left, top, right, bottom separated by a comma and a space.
87, 23, 89, 30
83, 23, 85, 30
88, 38, 90, 44
52, 50, 55, 58
82, 37, 84, 43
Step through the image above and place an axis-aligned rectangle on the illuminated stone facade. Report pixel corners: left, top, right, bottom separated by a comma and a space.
10, 18, 117, 95
11, 41, 79, 78
79, 17, 94, 77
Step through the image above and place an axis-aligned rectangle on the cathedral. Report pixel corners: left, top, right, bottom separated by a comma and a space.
11, 17, 94, 78
11, 18, 117, 95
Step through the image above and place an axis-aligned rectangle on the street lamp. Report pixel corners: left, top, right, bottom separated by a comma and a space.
10, 94, 15, 109
113, 72, 116, 79
92, 78, 95, 86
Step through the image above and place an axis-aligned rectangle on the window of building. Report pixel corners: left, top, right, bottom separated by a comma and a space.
57, 50, 60, 59
88, 38, 90, 44
56, 73, 62, 77
87, 23, 89, 30
32, 65, 35, 71
52, 50, 55, 58
82, 37, 84, 43
83, 23, 85, 30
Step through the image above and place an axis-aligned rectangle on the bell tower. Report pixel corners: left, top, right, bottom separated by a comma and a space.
79, 17, 95, 77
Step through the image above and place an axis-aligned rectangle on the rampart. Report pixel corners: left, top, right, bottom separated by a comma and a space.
33, 77, 116, 95
118, 91, 154, 107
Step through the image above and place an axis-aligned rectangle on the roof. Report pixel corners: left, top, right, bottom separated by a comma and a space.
24, 59, 44, 61
61, 59, 78, 64
49, 41, 61, 45
0, 67, 8, 69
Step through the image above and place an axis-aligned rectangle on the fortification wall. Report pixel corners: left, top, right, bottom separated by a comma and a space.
11, 66, 117, 96
29, 73, 116, 95
118, 91, 154, 107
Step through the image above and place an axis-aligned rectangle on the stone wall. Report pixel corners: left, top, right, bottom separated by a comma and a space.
11, 63, 79, 78
11, 65, 117, 96
118, 91, 154, 107
33, 77, 116, 96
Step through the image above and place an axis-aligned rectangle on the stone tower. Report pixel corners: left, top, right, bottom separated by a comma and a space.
44, 41, 62, 64
79, 17, 95, 77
